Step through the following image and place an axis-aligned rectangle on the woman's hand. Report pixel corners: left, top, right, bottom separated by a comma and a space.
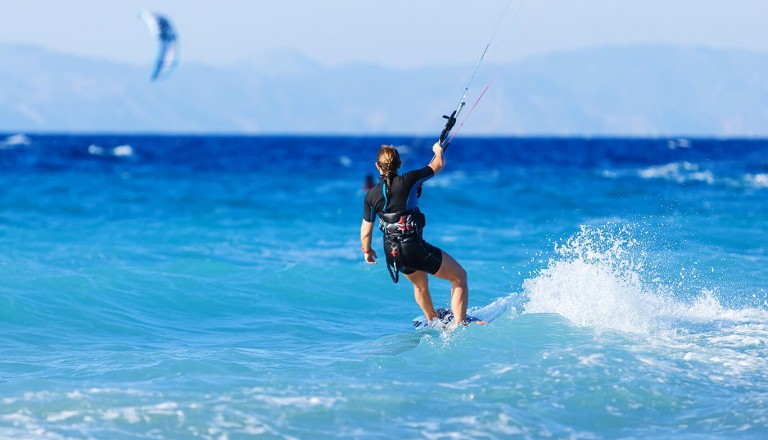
364, 249, 378, 264
360, 220, 376, 264
429, 141, 445, 174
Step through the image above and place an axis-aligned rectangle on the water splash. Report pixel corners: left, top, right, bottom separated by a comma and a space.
521, 223, 768, 335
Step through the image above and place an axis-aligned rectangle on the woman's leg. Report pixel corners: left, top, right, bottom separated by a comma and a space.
433, 250, 469, 323
404, 271, 437, 321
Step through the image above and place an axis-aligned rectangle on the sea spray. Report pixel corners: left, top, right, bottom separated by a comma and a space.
522, 223, 671, 334
522, 223, 768, 347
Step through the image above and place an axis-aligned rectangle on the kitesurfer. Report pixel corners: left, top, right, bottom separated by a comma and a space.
363, 173, 375, 191
360, 142, 470, 325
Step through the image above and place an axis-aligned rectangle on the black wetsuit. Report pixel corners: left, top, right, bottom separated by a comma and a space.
363, 166, 443, 279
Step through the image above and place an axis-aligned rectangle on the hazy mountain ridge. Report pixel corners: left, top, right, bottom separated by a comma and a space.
1, 44, 767, 136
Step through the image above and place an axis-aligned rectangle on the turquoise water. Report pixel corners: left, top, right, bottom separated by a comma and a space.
0, 134, 766, 438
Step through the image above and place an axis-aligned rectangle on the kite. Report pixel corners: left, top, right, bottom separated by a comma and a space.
139, 10, 178, 81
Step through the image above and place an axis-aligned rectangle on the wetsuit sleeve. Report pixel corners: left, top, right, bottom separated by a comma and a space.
405, 166, 435, 184
401, 166, 435, 210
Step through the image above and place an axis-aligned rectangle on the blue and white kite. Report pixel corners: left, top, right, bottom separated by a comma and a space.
139, 10, 178, 81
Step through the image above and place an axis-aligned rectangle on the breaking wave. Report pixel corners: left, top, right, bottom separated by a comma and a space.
522, 223, 768, 335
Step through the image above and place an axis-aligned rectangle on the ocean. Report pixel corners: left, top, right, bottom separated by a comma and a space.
0, 133, 766, 439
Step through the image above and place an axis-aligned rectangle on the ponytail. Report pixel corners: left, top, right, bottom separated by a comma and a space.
383, 174, 394, 198
376, 145, 401, 199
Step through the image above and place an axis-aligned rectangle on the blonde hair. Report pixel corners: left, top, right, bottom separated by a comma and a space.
377, 145, 401, 198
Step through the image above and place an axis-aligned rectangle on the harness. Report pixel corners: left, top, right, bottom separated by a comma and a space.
378, 208, 426, 283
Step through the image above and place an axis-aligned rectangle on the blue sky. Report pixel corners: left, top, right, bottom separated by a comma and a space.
2, 0, 768, 68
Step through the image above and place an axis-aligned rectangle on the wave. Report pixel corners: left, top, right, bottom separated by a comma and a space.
484, 222, 768, 385
744, 173, 768, 189
637, 161, 715, 184
666, 138, 692, 150
602, 160, 768, 190
521, 223, 768, 335
88, 144, 134, 157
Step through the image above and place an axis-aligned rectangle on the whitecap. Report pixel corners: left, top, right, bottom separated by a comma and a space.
638, 161, 714, 184
88, 144, 105, 155
1, 133, 31, 146
249, 393, 341, 409
112, 145, 134, 157
46, 410, 80, 422
88, 144, 134, 157
744, 173, 768, 189
667, 138, 692, 150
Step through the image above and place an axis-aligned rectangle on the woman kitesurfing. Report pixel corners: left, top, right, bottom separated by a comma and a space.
359, 52, 491, 327
359, 0, 516, 328
360, 142, 475, 326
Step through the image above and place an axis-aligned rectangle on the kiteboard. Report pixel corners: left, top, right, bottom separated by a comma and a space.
412, 307, 487, 330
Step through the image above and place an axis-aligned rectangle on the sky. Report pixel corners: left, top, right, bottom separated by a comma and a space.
2, 0, 768, 69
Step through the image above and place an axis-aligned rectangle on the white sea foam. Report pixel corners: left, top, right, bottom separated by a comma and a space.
113, 145, 134, 157
520, 223, 768, 380
471, 293, 523, 322
744, 173, 768, 189
638, 161, 714, 184
606, 164, 767, 191
666, 138, 691, 149
252, 394, 341, 409
88, 144, 134, 157
88, 144, 105, 155
522, 224, 768, 335
523, 224, 656, 333
46, 410, 79, 423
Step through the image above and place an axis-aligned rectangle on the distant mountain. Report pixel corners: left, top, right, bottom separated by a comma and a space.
1, 44, 767, 136
483, 45, 768, 137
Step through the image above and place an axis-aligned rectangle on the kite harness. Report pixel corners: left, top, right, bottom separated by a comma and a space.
378, 208, 426, 283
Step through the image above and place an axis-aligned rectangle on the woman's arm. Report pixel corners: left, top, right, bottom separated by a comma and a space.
360, 219, 378, 264
428, 141, 445, 175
